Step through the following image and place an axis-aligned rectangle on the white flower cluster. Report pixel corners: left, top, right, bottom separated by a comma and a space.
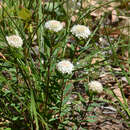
71, 25, 91, 39
88, 81, 103, 93
6, 35, 23, 48
57, 60, 74, 74
45, 20, 63, 32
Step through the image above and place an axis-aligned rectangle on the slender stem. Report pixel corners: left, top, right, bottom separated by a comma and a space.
52, 0, 55, 18
45, 63, 50, 109
45, 47, 53, 111
59, 79, 65, 117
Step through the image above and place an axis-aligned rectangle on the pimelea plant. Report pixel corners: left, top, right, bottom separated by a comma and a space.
0, 1, 105, 130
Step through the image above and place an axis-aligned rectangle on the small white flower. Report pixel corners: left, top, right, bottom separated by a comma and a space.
57, 60, 74, 74
45, 20, 63, 32
71, 25, 91, 39
6, 35, 23, 48
88, 81, 103, 93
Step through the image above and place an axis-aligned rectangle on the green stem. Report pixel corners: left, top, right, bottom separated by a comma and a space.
59, 78, 65, 118
45, 47, 53, 111
45, 63, 50, 110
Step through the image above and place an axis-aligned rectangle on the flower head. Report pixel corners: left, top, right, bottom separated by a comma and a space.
88, 81, 103, 93
6, 35, 23, 48
71, 25, 91, 39
57, 60, 74, 74
45, 20, 63, 32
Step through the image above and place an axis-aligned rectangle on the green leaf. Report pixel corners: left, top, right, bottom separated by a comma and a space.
62, 93, 71, 105
78, 93, 86, 103
12, 116, 19, 121
18, 8, 32, 21
37, 113, 49, 130
72, 125, 78, 130
49, 117, 58, 122
88, 115, 97, 119
63, 83, 73, 95
0, 75, 6, 82
4, 128, 11, 130
91, 102, 100, 107
70, 44, 75, 51
87, 106, 94, 112
30, 90, 39, 130
86, 119, 96, 122
44, 36, 51, 48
